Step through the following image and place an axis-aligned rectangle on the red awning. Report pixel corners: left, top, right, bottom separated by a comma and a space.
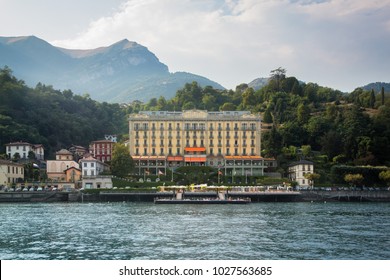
184, 147, 206, 152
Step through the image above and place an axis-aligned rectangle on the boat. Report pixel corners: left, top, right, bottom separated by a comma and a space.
154, 197, 251, 204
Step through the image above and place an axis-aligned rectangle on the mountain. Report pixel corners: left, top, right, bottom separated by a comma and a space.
361, 82, 390, 93
0, 36, 224, 102
248, 77, 269, 90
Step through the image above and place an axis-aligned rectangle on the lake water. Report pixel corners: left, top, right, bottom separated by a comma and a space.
0, 202, 389, 260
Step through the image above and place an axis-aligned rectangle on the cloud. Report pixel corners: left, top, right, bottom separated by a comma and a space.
52, 0, 390, 91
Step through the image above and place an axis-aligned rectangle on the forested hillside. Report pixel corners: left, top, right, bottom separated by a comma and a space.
1, 66, 390, 170
0, 67, 128, 158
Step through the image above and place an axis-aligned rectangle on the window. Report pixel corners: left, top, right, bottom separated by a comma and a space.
250, 123, 256, 130
91, 163, 94, 168
84, 163, 87, 167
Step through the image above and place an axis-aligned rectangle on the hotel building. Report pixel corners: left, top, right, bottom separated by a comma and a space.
128, 110, 264, 178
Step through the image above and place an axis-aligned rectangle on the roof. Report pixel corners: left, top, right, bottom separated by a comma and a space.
90, 140, 115, 144
0, 159, 24, 166
289, 160, 314, 167
56, 149, 72, 155
6, 141, 32, 146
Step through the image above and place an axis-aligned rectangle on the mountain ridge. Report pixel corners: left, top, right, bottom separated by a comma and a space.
0, 36, 224, 102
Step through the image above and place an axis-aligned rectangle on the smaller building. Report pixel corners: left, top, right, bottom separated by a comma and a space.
82, 176, 113, 189
65, 166, 82, 183
79, 155, 110, 177
89, 140, 115, 163
0, 159, 24, 186
5, 142, 44, 160
68, 145, 88, 160
288, 160, 314, 188
46, 149, 80, 182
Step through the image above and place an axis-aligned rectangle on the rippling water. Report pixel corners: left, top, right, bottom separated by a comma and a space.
0, 202, 389, 260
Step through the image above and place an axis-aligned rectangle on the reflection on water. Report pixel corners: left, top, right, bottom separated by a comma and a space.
0, 202, 389, 260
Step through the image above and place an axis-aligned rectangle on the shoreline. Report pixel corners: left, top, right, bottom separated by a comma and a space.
1, 190, 390, 203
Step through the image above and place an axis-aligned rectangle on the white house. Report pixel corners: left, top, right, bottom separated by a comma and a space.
5, 142, 44, 160
79, 155, 110, 177
288, 160, 314, 188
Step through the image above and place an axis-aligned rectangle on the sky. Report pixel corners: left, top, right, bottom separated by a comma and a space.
1, 0, 390, 92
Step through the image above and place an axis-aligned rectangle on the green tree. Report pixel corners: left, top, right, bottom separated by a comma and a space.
263, 107, 273, 123
110, 143, 134, 178
344, 173, 364, 187
301, 145, 312, 158
370, 89, 376, 108
220, 102, 236, 111
379, 170, 390, 186
304, 173, 320, 187
297, 103, 310, 124
269, 67, 286, 91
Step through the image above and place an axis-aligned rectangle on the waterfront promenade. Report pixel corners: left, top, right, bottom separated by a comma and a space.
1, 189, 390, 203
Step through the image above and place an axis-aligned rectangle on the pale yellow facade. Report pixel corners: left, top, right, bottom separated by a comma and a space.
0, 160, 24, 186
128, 110, 264, 178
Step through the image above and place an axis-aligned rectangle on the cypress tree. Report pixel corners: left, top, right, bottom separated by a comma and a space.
381, 86, 385, 106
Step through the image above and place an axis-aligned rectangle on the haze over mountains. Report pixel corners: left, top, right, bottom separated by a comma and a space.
1, 36, 389, 103
0, 36, 224, 102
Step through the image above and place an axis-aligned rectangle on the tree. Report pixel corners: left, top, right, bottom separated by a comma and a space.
110, 143, 134, 178
344, 173, 364, 187
301, 145, 312, 158
304, 173, 320, 187
263, 107, 273, 123
269, 67, 286, 91
379, 170, 390, 186
297, 103, 310, 124
370, 89, 376, 108
381, 86, 385, 106
220, 102, 236, 111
